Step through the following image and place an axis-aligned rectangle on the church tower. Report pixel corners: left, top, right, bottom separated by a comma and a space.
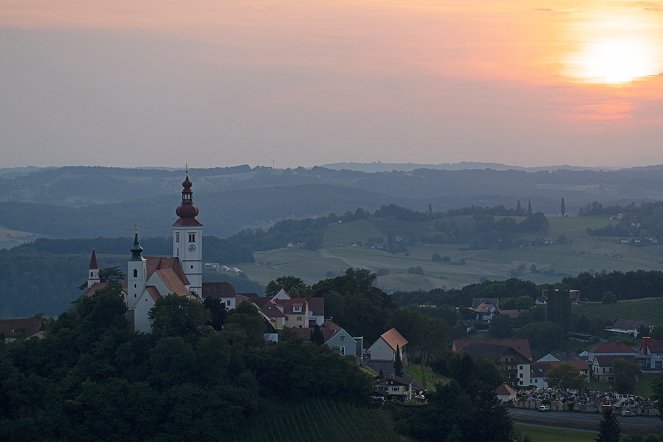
172, 171, 203, 296
87, 249, 100, 288
127, 230, 147, 308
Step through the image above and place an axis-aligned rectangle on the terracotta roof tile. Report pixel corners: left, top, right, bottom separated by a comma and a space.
154, 268, 190, 296
83, 282, 109, 298
496, 383, 516, 396
145, 256, 190, 286
380, 328, 408, 351
202, 281, 237, 299
453, 338, 532, 361
307, 297, 325, 316
0, 317, 43, 339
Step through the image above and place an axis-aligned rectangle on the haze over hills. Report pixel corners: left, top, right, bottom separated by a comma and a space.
3, 164, 663, 239
321, 161, 616, 173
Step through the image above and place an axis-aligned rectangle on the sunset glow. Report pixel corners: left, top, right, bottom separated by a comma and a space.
563, 9, 663, 85
2, 1, 663, 168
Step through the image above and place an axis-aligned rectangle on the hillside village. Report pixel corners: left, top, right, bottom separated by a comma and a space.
1, 172, 662, 441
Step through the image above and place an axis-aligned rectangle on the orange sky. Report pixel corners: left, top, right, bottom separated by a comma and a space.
1, 1, 663, 167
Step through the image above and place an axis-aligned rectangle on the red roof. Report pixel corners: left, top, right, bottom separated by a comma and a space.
202, 281, 237, 299
145, 256, 190, 286
380, 328, 408, 351
0, 317, 43, 339
146, 286, 162, 302
588, 342, 634, 354
495, 383, 517, 396
307, 297, 325, 316
273, 298, 308, 315
154, 268, 190, 296
83, 282, 109, 298
88, 249, 99, 269
261, 302, 285, 318
453, 338, 532, 361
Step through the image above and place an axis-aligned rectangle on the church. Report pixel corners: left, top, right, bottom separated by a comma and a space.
85, 172, 205, 333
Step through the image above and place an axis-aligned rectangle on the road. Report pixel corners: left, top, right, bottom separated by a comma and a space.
509, 408, 663, 432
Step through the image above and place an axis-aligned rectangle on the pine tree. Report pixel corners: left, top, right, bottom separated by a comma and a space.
527, 200, 533, 216
394, 344, 404, 377
311, 324, 324, 345
596, 407, 621, 442
516, 200, 522, 213
561, 197, 566, 216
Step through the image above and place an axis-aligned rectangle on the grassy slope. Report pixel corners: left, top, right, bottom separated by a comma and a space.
240, 215, 663, 292
237, 399, 401, 442
515, 423, 596, 442
0, 225, 36, 250
573, 298, 663, 325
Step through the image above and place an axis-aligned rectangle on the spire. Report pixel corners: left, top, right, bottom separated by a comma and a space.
130, 226, 144, 261
88, 249, 99, 270
173, 169, 202, 227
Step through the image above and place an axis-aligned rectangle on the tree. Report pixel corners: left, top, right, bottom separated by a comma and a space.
545, 363, 586, 390
613, 358, 641, 394
519, 322, 562, 356
602, 291, 618, 304
149, 296, 210, 337
517, 200, 522, 214
488, 315, 513, 338
547, 289, 571, 333
596, 407, 621, 442
99, 267, 125, 286
225, 301, 266, 348
265, 276, 311, 298
527, 200, 532, 216
311, 324, 324, 345
203, 296, 227, 331
394, 344, 404, 377
561, 197, 566, 216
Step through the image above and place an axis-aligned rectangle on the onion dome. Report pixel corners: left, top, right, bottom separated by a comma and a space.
173, 173, 202, 227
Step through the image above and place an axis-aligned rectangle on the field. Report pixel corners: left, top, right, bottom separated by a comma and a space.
237, 399, 401, 442
405, 363, 447, 391
514, 423, 596, 442
239, 215, 663, 292
573, 298, 663, 326
0, 225, 36, 250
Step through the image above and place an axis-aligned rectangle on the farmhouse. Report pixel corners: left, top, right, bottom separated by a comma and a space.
453, 338, 532, 387
367, 328, 408, 362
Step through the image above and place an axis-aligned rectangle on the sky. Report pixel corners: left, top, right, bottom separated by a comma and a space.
1, 1, 663, 169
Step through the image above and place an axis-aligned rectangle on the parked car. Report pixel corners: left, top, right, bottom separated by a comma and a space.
538, 404, 550, 412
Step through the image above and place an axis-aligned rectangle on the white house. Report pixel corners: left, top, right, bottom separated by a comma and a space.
368, 328, 408, 362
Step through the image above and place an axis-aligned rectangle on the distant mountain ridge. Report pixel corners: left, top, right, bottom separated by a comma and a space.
2, 165, 663, 239
320, 161, 614, 173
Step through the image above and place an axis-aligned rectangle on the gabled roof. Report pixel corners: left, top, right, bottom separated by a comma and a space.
453, 339, 532, 361
643, 339, 663, 353
588, 342, 635, 354
593, 355, 636, 367
377, 375, 411, 386
288, 319, 348, 343
145, 256, 190, 286
274, 298, 307, 315
495, 383, 516, 396
261, 302, 285, 318
146, 286, 162, 302
153, 268, 190, 296
0, 317, 43, 339
380, 328, 408, 351
308, 297, 325, 316
202, 281, 237, 299
473, 302, 496, 314
471, 298, 499, 309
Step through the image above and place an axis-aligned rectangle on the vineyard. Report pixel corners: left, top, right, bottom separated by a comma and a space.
238, 399, 401, 442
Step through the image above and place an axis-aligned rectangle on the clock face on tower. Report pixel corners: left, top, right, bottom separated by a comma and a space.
188, 243, 197, 252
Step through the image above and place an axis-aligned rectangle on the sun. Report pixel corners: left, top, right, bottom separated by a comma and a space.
563, 9, 663, 85
568, 37, 659, 84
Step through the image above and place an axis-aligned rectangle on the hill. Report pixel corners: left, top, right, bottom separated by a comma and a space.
5, 165, 663, 239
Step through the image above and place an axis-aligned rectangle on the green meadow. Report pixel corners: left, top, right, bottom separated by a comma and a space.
239, 215, 663, 292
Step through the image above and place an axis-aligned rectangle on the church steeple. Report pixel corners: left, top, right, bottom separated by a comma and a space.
87, 249, 100, 288
172, 169, 203, 296
130, 228, 144, 261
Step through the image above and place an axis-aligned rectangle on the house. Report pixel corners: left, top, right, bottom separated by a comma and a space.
290, 319, 362, 361
307, 297, 325, 326
585, 342, 636, 363
471, 298, 499, 322
495, 383, 517, 402
368, 328, 408, 362
374, 375, 412, 401
0, 317, 44, 342
605, 319, 652, 339
537, 352, 583, 363
202, 281, 237, 309
453, 339, 532, 387
592, 355, 637, 383
535, 295, 548, 305
529, 360, 589, 388
638, 337, 663, 372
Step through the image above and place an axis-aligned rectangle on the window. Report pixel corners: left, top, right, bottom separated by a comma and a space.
340, 335, 345, 341
392, 387, 399, 392
188, 233, 196, 242
90, 271, 93, 277
133, 269, 137, 278
297, 316, 302, 321
339, 346, 345, 355
226, 300, 231, 306
176, 232, 180, 243
293, 305, 302, 313
519, 373, 523, 378
519, 365, 523, 370
191, 265, 194, 269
